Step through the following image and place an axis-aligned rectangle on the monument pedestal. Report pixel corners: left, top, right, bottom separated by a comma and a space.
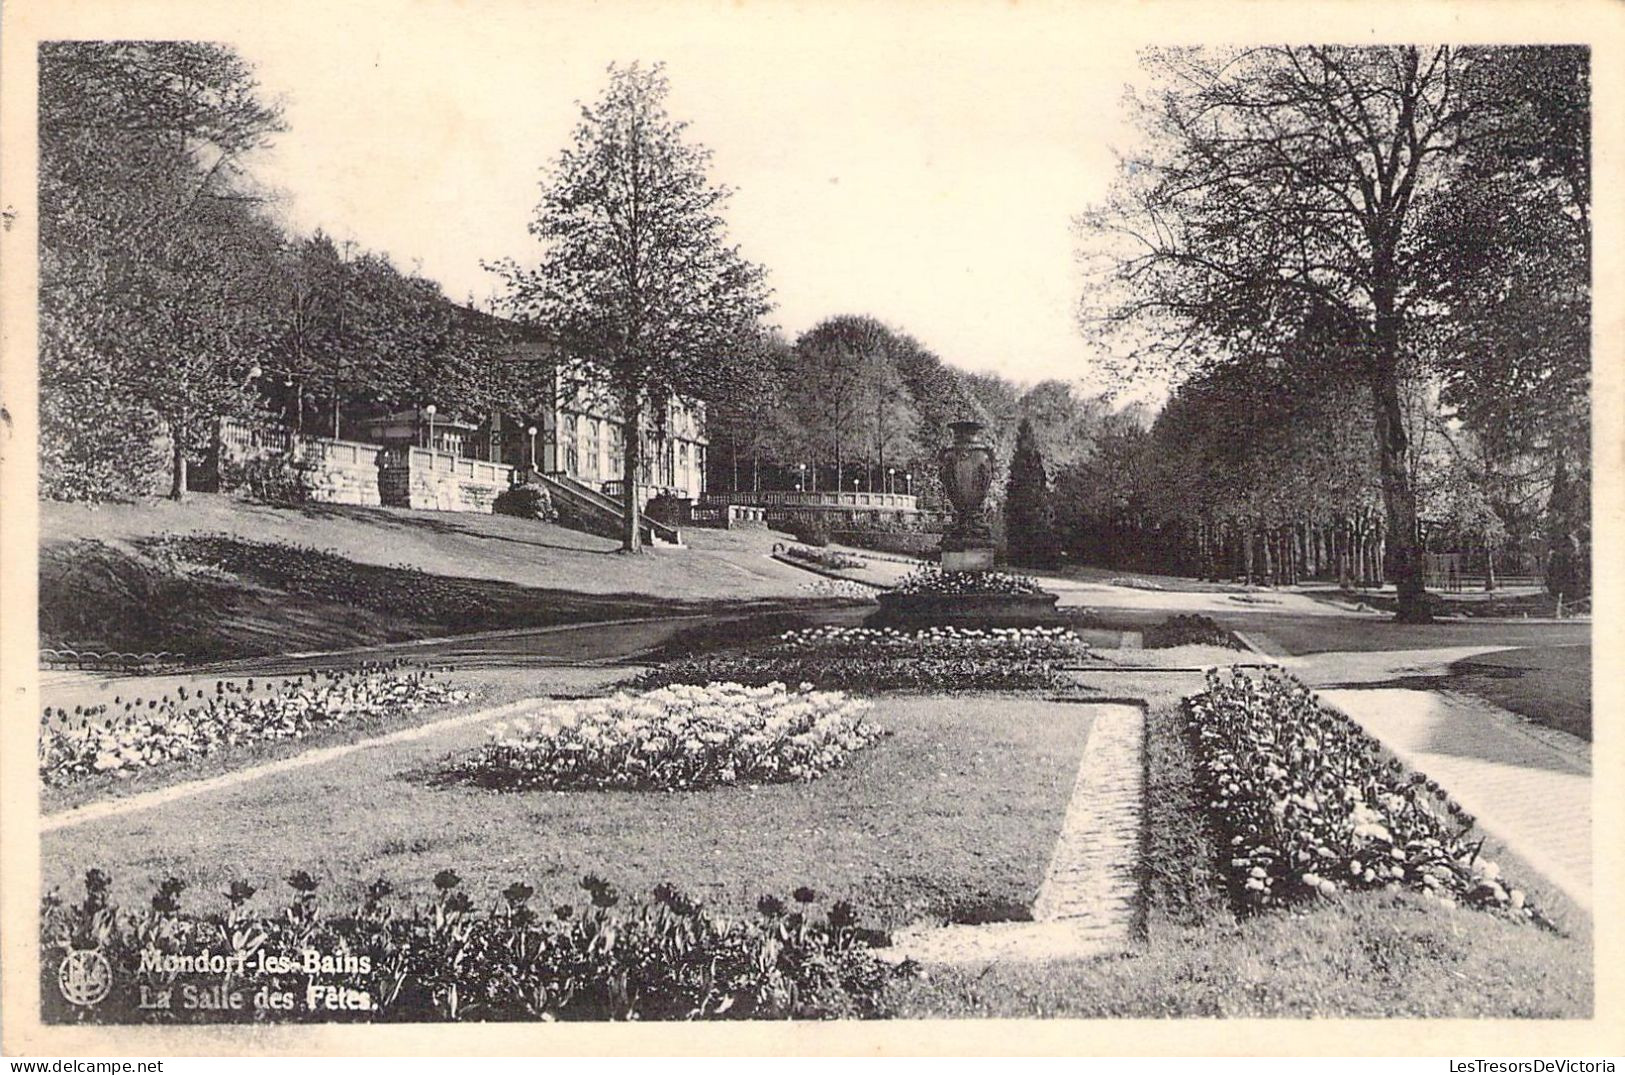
940, 546, 996, 571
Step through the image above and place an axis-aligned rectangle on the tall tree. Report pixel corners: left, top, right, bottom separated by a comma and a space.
39, 41, 286, 499
494, 63, 771, 550
1079, 46, 1535, 621
792, 316, 889, 491
1004, 417, 1057, 567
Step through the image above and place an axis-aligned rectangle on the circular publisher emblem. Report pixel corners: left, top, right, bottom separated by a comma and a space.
57, 949, 112, 1007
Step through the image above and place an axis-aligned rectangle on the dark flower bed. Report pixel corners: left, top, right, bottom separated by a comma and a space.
636, 653, 1068, 693
41, 869, 895, 1022
1187, 668, 1537, 921
769, 624, 1088, 661
441, 682, 883, 791
781, 544, 866, 570
1142, 614, 1241, 650
893, 566, 1044, 596
40, 662, 468, 786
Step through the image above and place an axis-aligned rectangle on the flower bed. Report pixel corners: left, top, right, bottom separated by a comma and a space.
781, 544, 866, 570
798, 578, 880, 601
1187, 669, 1534, 920
39, 662, 469, 786
637, 654, 1069, 693
894, 566, 1044, 596
771, 624, 1088, 661
41, 869, 894, 1022
445, 682, 882, 791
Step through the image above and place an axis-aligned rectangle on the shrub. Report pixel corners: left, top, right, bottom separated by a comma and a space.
893, 566, 1044, 596
493, 484, 557, 523
39, 661, 469, 786
242, 453, 314, 505
1187, 668, 1537, 921
444, 682, 883, 791
1142, 614, 1241, 650
40, 870, 897, 1022
789, 522, 831, 547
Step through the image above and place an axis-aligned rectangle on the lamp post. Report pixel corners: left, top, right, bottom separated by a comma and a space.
527, 425, 538, 471
798, 461, 807, 495
424, 404, 437, 451
887, 466, 895, 495
905, 471, 912, 495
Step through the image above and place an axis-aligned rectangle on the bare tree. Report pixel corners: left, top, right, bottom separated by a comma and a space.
1080, 46, 1499, 621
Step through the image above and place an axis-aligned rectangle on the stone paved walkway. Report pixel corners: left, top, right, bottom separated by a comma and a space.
1318, 687, 1591, 912
885, 703, 1144, 964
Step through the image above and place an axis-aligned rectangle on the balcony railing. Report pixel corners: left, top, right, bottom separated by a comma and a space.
700, 489, 919, 511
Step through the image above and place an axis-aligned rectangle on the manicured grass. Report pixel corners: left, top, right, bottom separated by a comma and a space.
1443, 644, 1591, 741
38, 495, 828, 659
37, 653, 1592, 1018
40, 695, 1092, 934
1222, 612, 1590, 657
886, 890, 1591, 1018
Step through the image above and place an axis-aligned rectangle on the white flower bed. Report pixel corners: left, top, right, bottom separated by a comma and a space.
1188, 668, 1532, 919
40, 664, 469, 786
457, 682, 883, 791
798, 578, 881, 600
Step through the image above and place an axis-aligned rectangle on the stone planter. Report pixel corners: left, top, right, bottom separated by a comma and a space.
868, 590, 1064, 628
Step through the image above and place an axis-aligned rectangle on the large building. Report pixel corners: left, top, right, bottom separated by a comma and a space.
454, 311, 709, 505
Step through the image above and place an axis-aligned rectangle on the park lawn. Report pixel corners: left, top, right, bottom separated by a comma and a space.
40, 694, 1093, 934
38, 494, 832, 660
887, 890, 1591, 1018
1223, 612, 1590, 657
1439, 644, 1591, 741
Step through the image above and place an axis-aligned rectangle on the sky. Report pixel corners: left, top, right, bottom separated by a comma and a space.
224, 3, 1145, 392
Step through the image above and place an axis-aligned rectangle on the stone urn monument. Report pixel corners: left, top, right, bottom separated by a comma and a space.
937, 419, 997, 571
867, 418, 1063, 628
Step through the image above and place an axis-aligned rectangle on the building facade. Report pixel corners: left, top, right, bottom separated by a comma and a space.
473, 321, 708, 504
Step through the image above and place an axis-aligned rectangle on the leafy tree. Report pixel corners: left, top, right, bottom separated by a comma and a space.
493, 63, 771, 550
1004, 417, 1057, 567
792, 316, 888, 490
39, 41, 286, 499
1080, 46, 1527, 621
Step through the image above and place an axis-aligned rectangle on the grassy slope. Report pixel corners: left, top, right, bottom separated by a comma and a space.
1380, 644, 1591, 742
38, 495, 824, 658
41, 694, 1091, 934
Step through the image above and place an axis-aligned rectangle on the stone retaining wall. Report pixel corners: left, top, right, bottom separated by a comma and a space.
296, 439, 383, 506
379, 447, 514, 513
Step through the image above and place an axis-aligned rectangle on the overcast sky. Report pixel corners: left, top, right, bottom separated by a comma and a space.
227, 4, 1143, 391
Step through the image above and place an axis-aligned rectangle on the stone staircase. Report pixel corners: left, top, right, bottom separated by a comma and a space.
527, 470, 681, 546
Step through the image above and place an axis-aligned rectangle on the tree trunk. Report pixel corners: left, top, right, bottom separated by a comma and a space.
621, 396, 644, 553
1485, 544, 1497, 592
168, 420, 188, 501
1369, 331, 1430, 622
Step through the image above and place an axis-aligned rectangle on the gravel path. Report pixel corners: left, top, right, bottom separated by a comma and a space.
885, 703, 1145, 964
